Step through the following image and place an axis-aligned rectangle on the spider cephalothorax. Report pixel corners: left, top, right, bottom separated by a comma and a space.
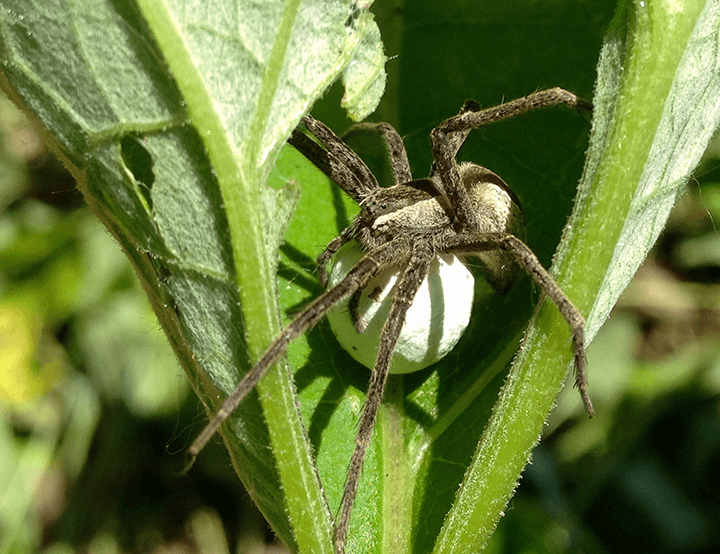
331, 163, 526, 291
186, 87, 593, 553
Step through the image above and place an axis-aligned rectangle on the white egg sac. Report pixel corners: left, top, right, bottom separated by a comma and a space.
326, 242, 474, 374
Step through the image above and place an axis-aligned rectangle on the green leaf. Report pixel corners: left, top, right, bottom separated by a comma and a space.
342, 17, 387, 121
276, 2, 614, 551
1, 0, 385, 551
3, 0, 719, 553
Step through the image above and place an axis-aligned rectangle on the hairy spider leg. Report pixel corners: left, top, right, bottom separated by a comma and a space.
334, 241, 433, 552
429, 87, 594, 415
290, 118, 380, 203
342, 121, 413, 185
430, 87, 593, 233
315, 229, 355, 287
184, 238, 405, 468
438, 99, 483, 166
288, 120, 384, 285
446, 232, 593, 416
288, 129, 376, 205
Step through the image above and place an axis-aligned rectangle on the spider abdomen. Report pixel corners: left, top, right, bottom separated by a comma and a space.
460, 163, 527, 295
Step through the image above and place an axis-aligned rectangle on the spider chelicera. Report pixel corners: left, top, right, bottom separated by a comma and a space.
186, 87, 594, 553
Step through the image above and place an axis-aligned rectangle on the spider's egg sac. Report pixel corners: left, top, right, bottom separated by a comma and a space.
326, 242, 474, 374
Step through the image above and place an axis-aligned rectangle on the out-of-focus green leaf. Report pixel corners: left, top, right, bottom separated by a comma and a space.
0, 95, 33, 211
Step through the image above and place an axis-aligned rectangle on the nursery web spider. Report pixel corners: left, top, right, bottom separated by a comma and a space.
186, 87, 594, 553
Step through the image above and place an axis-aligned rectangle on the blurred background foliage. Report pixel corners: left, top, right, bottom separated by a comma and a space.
2, 1, 720, 553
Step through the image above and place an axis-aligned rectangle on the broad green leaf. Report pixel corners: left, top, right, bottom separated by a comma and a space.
275, 1, 719, 552
276, 2, 613, 552
0, 0, 385, 551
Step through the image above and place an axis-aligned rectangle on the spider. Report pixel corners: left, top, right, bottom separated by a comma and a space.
186, 87, 594, 553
